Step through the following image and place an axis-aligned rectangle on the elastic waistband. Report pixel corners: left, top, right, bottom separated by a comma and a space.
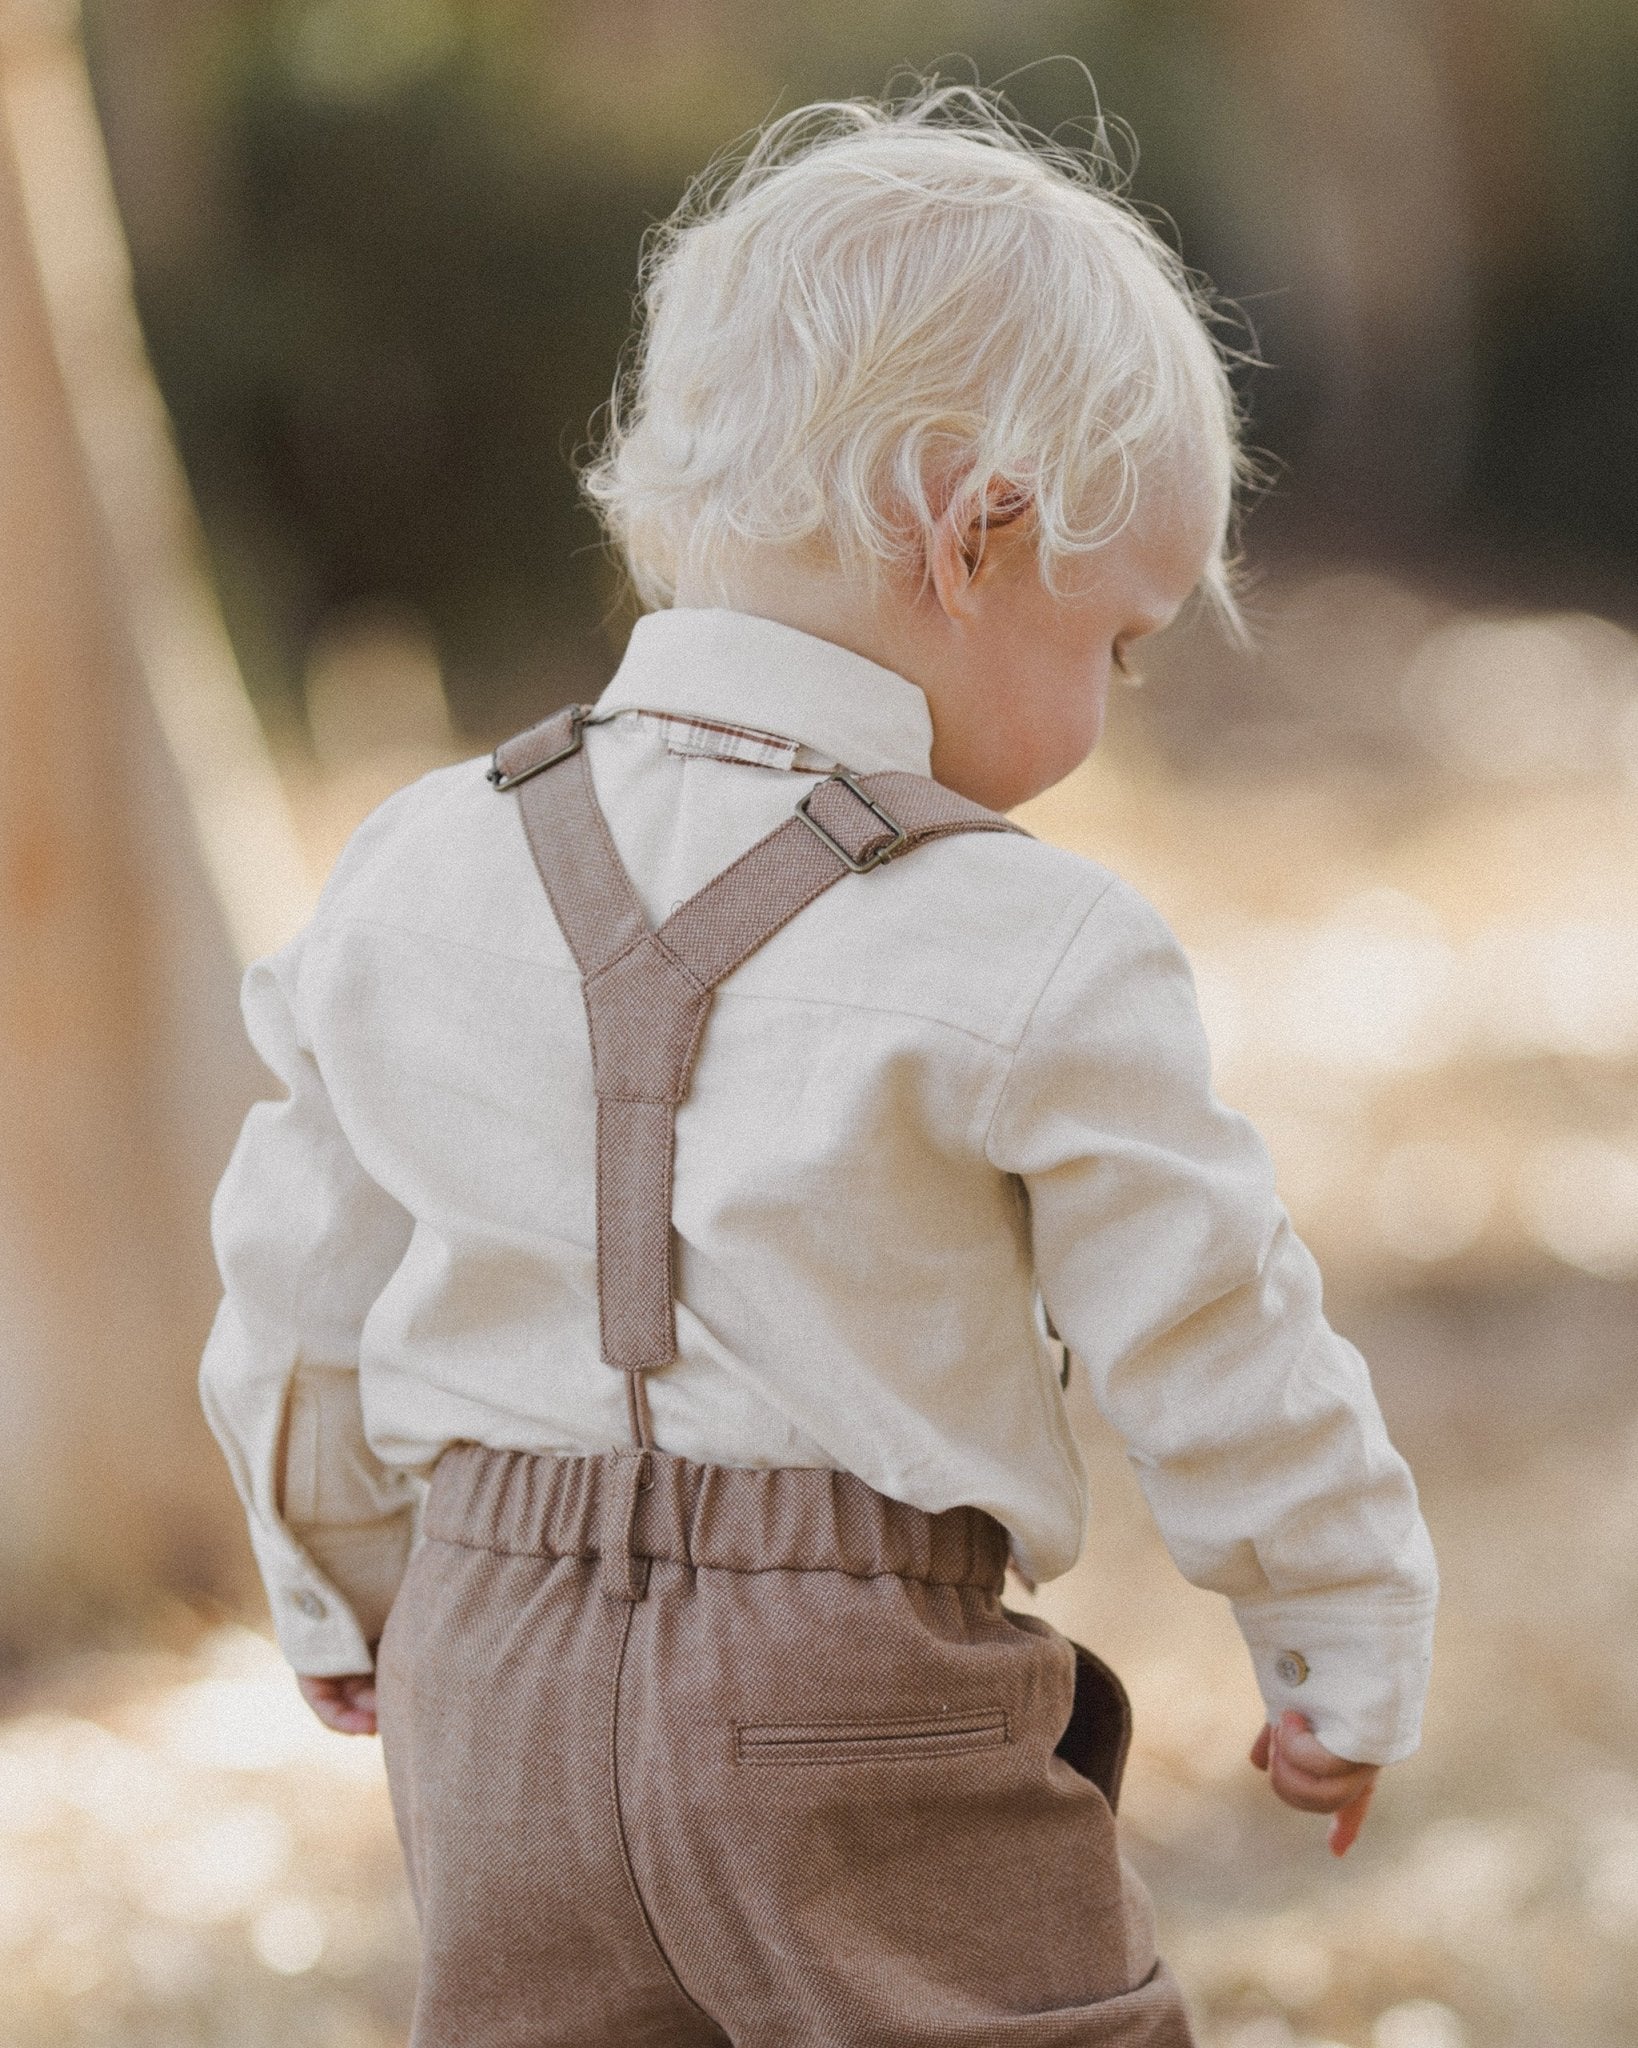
424, 1441, 1010, 1593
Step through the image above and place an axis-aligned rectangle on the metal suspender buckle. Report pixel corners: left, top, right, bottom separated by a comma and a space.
795, 770, 909, 873
487, 706, 600, 790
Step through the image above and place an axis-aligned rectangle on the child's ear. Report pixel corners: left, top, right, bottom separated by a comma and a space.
928, 483, 1035, 623
928, 502, 982, 622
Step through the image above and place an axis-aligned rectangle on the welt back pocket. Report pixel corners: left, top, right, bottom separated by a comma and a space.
733, 1708, 1009, 1766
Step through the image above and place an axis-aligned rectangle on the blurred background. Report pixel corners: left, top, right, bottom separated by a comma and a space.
2, 1, 1636, 2043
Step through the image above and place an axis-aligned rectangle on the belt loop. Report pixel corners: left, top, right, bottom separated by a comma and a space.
601, 1446, 653, 1603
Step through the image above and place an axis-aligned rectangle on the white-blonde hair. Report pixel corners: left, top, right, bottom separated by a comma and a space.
580, 83, 1259, 636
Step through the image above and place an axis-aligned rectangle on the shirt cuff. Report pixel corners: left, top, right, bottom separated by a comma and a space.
1232, 1591, 1438, 1766
245, 1515, 394, 1678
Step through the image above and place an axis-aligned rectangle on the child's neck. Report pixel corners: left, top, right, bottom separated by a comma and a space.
670, 556, 936, 708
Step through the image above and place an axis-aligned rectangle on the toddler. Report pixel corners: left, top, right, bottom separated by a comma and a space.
201, 86, 1437, 2046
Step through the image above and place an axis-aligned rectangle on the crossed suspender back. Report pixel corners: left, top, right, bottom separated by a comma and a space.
488, 703, 1023, 1577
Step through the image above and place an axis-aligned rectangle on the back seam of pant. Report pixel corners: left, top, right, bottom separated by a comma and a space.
606, 1591, 724, 2032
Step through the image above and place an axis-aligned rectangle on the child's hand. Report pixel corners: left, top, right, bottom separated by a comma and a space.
1249, 1709, 1378, 1856
297, 1672, 378, 1736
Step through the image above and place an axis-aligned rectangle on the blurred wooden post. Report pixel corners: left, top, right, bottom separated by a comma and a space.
0, 10, 313, 1652
1204, 0, 1475, 527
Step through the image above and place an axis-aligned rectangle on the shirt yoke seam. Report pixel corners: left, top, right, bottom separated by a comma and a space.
303, 910, 1075, 1054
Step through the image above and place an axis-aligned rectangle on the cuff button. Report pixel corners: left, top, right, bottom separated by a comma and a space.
1275, 1650, 1310, 1686
292, 1590, 328, 1620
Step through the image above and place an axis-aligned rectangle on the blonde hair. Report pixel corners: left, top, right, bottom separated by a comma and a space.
580, 83, 1259, 637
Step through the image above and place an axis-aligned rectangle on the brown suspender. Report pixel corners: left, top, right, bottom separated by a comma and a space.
489, 702, 1023, 1593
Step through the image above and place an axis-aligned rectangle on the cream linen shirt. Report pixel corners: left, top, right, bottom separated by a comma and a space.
199, 607, 1437, 1765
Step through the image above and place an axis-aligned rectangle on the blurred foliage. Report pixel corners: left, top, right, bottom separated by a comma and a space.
79, 0, 1638, 739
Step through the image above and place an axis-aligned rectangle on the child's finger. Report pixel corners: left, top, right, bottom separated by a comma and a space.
1327, 1780, 1374, 1856
331, 1676, 377, 1733
323, 1694, 377, 1735
1249, 1722, 1273, 1771
296, 1672, 378, 1736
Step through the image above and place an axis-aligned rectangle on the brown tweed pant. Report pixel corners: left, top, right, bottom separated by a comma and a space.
374, 1440, 1196, 2045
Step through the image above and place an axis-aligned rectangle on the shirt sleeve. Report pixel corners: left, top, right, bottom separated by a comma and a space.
198, 929, 420, 1677
986, 873, 1438, 1766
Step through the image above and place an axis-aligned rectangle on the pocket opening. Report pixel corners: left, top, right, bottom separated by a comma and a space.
733, 1708, 1009, 1766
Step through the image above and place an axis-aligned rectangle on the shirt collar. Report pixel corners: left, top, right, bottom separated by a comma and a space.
592, 608, 935, 776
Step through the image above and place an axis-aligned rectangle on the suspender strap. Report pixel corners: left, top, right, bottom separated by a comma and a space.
491, 703, 1024, 1453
